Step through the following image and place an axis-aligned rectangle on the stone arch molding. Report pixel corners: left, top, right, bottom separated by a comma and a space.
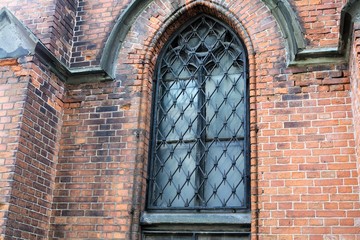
261, 0, 305, 61
340, 0, 360, 53
101, 0, 307, 78
343, 0, 360, 19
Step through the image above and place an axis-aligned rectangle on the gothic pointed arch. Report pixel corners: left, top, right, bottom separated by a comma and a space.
141, 12, 251, 239
100, 0, 305, 78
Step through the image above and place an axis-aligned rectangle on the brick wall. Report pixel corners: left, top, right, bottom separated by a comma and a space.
51, 0, 78, 65
51, 78, 144, 239
48, 0, 360, 239
0, 58, 29, 239
291, 0, 347, 48
0, 0, 56, 46
0, 0, 360, 239
257, 63, 359, 238
0, 0, 349, 66
69, 0, 131, 68
350, 22, 360, 202
0, 56, 64, 239
1, 0, 348, 66
0, 0, 77, 66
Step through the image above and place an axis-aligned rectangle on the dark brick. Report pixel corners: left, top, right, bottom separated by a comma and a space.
94, 131, 115, 137
96, 106, 118, 112
284, 121, 311, 128
61, 210, 84, 217
282, 94, 309, 101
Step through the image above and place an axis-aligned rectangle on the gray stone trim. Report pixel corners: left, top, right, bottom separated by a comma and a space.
35, 43, 112, 84
339, 0, 360, 56
102, 0, 307, 72
34, 43, 70, 82
261, 0, 305, 63
290, 47, 345, 66
140, 212, 251, 226
342, 0, 360, 20
291, 0, 360, 66
0, 7, 39, 58
100, 0, 153, 79
102, 0, 349, 70
262, 0, 347, 66
0, 7, 113, 84
140, 212, 251, 235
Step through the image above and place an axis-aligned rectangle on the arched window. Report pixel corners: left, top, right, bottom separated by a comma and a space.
143, 14, 250, 238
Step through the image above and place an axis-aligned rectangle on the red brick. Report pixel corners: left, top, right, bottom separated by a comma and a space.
0, 0, 358, 239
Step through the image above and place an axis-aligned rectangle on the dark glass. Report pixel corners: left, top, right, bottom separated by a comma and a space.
149, 15, 248, 210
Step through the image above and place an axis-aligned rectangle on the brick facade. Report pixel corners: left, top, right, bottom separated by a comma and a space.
292, 0, 346, 48
0, 56, 64, 239
0, 0, 359, 239
0, 58, 29, 239
350, 21, 360, 213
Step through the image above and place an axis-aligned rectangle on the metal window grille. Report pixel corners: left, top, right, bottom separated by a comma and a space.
148, 15, 249, 210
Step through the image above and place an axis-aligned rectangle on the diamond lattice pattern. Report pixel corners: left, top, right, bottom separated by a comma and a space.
149, 16, 247, 210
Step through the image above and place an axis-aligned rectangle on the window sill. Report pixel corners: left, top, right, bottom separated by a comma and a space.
140, 212, 251, 226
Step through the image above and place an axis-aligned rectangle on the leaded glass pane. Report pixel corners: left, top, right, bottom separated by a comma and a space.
149, 15, 248, 210
158, 79, 198, 141
204, 141, 246, 208
206, 73, 245, 139
153, 143, 197, 207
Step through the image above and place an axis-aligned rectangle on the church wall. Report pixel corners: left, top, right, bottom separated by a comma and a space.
350, 21, 360, 211
0, 0, 349, 67
7, 56, 64, 240
291, 0, 346, 48
0, 0, 56, 45
0, 0, 77, 66
51, 78, 144, 239
49, 0, 360, 239
0, 0, 359, 239
0, 58, 29, 238
0, 56, 64, 239
69, 0, 132, 68
52, 0, 78, 66
257, 62, 359, 238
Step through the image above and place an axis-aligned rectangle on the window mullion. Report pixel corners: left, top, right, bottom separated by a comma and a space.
195, 65, 207, 207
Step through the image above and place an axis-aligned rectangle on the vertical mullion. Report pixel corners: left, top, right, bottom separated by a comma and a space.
195, 64, 206, 207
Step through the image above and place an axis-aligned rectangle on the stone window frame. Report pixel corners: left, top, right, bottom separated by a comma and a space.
141, 14, 251, 239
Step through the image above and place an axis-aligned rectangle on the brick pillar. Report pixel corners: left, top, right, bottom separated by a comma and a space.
0, 56, 64, 240
0, 58, 29, 239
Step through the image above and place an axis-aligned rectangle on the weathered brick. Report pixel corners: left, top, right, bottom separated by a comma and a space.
0, 0, 359, 240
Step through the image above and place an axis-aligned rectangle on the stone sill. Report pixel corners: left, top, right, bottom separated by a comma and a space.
140, 212, 251, 226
